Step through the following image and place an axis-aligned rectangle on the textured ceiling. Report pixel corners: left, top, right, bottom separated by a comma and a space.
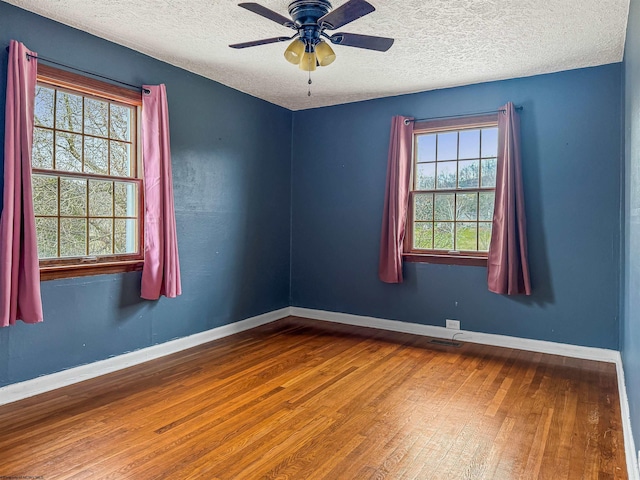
2, 0, 630, 111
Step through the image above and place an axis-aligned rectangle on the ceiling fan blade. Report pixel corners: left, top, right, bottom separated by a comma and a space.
329, 32, 394, 52
318, 0, 375, 30
238, 3, 294, 28
229, 36, 291, 49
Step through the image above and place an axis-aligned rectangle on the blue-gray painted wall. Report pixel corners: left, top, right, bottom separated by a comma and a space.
291, 65, 622, 350
0, 3, 292, 387
623, 0, 640, 453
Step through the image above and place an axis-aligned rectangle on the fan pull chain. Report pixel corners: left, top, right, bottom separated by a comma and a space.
308, 69, 312, 97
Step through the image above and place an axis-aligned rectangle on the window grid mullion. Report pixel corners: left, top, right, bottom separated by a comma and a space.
32, 168, 138, 183
434, 134, 438, 249
81, 96, 85, 174
431, 193, 434, 249
108, 103, 112, 176
85, 179, 90, 256
453, 132, 459, 251
35, 123, 133, 146
476, 193, 480, 251
414, 187, 495, 194
411, 135, 418, 191
57, 176, 61, 258
112, 181, 116, 254
479, 130, 483, 188
456, 132, 460, 189
453, 194, 457, 251
52, 89, 57, 171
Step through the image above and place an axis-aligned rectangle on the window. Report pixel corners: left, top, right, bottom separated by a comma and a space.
31, 65, 143, 280
404, 115, 499, 266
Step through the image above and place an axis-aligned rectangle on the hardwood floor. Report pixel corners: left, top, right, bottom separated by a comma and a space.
0, 317, 627, 479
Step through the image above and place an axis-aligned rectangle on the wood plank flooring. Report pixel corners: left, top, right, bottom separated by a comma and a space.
0, 317, 627, 479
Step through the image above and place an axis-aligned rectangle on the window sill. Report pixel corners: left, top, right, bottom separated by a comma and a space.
403, 253, 487, 267
40, 260, 144, 281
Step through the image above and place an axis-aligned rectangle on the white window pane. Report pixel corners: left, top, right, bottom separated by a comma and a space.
456, 192, 478, 221
55, 91, 83, 133
110, 104, 131, 141
434, 193, 455, 221
55, 132, 82, 172
434, 222, 454, 250
35, 86, 54, 128
110, 141, 132, 177
35, 217, 58, 258
89, 218, 113, 255
458, 160, 479, 188
437, 132, 458, 160
115, 219, 137, 254
33, 128, 54, 169
416, 163, 435, 190
60, 178, 87, 217
479, 222, 492, 251
414, 193, 433, 221
60, 218, 86, 257
114, 182, 138, 217
459, 129, 480, 159
89, 180, 114, 217
413, 222, 433, 250
416, 134, 436, 162
84, 98, 109, 137
32, 175, 58, 216
481, 158, 497, 188
84, 137, 109, 175
436, 161, 457, 189
456, 222, 478, 251
481, 128, 498, 158
479, 192, 495, 221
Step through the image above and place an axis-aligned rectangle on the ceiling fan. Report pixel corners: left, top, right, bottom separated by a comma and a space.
229, 0, 394, 71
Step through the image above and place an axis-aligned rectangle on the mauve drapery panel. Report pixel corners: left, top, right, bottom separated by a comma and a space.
487, 102, 531, 295
379, 116, 413, 283
0, 40, 43, 326
140, 85, 182, 300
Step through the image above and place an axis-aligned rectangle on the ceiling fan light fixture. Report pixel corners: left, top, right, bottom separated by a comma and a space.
315, 40, 336, 66
284, 38, 306, 64
299, 51, 317, 71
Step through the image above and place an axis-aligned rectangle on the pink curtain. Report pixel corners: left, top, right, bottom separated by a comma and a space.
0, 40, 43, 326
379, 115, 413, 283
140, 85, 182, 300
487, 102, 531, 295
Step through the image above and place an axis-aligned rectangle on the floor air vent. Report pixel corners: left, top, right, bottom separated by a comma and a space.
428, 339, 462, 348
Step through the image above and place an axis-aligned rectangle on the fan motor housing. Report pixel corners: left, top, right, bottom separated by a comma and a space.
288, 0, 332, 26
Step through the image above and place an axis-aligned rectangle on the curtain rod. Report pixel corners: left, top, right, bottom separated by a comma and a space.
5, 46, 150, 95
404, 106, 524, 125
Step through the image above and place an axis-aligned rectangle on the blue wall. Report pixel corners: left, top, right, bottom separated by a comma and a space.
623, 0, 640, 453
291, 65, 622, 349
0, 3, 292, 387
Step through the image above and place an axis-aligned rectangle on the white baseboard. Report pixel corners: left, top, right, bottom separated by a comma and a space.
0, 307, 290, 406
289, 307, 619, 363
615, 354, 640, 480
289, 306, 638, 478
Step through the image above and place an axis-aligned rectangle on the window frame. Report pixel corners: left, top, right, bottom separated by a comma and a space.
403, 114, 499, 267
34, 64, 144, 281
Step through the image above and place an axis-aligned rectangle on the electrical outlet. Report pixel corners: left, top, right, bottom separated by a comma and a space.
446, 319, 460, 330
